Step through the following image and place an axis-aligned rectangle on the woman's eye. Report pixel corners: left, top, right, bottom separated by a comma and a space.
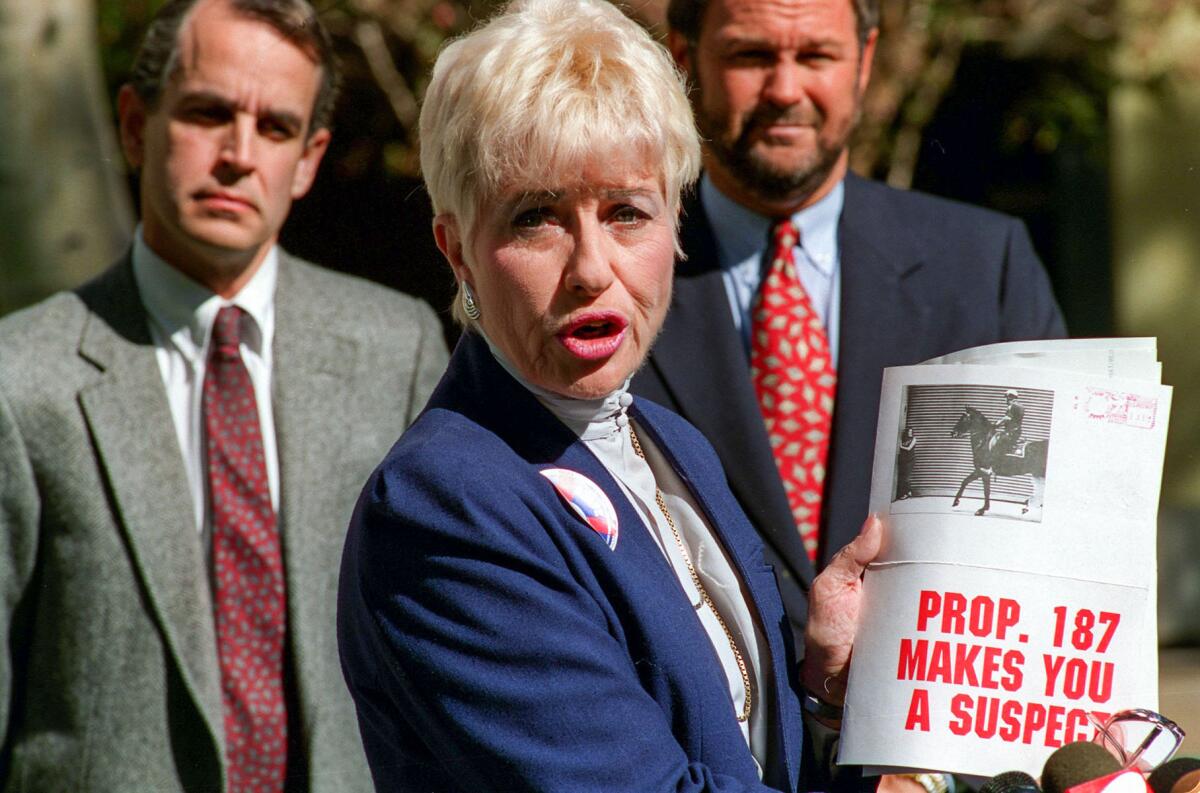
612, 205, 648, 224
513, 208, 552, 228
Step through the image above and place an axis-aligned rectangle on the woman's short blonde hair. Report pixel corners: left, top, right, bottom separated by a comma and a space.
420, 0, 701, 319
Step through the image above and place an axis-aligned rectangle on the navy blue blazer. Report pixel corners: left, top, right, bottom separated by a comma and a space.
631, 173, 1066, 639
338, 332, 810, 793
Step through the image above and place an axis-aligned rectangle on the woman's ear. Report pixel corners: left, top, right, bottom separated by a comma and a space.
433, 214, 470, 285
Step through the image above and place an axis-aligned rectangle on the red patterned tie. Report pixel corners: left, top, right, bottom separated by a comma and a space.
204, 305, 288, 792
749, 220, 837, 562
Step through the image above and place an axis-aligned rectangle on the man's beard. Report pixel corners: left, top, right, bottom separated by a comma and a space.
697, 100, 848, 206
691, 50, 859, 206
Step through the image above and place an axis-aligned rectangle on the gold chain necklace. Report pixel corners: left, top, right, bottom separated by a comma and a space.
628, 424, 752, 724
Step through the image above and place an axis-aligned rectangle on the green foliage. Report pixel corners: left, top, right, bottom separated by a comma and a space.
854, 0, 1119, 183
96, 0, 163, 95
93, 0, 1192, 185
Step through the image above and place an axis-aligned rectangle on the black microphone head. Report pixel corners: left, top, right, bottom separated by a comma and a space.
1042, 741, 1123, 793
1148, 758, 1200, 793
980, 770, 1041, 793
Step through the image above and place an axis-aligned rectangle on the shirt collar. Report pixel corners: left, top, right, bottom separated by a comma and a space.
478, 330, 631, 441
700, 173, 845, 278
131, 224, 278, 361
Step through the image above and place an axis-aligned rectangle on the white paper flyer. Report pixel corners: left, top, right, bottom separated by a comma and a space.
838, 339, 1171, 778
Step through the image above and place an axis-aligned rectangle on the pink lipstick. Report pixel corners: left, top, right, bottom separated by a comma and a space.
556, 312, 628, 361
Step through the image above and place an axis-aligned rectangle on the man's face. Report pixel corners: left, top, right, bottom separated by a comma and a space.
118, 0, 330, 293
676, 0, 876, 214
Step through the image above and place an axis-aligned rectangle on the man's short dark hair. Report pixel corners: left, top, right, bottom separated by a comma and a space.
667, 0, 880, 48
127, 0, 340, 134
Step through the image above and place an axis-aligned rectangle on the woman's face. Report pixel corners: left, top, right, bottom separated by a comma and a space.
439, 162, 676, 399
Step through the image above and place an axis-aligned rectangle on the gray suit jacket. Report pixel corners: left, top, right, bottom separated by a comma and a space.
0, 253, 448, 792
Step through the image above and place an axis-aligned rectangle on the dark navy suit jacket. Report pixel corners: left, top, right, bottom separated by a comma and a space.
338, 332, 811, 793
632, 173, 1067, 640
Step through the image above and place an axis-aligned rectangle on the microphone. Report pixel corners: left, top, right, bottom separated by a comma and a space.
1149, 758, 1200, 793
1041, 742, 1135, 793
979, 770, 1041, 793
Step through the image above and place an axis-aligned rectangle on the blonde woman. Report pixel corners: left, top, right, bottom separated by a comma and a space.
338, 1, 879, 790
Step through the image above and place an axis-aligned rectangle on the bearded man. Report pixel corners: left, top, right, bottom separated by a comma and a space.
632, 0, 1066, 646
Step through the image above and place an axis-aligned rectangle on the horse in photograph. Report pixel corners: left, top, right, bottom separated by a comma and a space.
950, 406, 1048, 516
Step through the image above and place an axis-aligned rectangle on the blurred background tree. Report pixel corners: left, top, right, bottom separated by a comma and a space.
10, 0, 1193, 329
0, 0, 134, 315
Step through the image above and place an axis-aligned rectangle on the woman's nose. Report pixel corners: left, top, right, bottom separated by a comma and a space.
563, 220, 616, 296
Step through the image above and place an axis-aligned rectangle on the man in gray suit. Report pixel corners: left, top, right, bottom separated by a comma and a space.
0, 0, 447, 790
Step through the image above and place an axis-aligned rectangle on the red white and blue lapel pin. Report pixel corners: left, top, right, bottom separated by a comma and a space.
539, 468, 619, 551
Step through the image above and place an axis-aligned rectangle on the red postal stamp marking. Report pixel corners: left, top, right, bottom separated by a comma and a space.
1076, 388, 1157, 429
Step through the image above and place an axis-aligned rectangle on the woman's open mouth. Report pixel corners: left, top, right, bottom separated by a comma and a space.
556, 313, 629, 361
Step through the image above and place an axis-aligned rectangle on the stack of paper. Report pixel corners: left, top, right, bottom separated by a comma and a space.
840, 339, 1171, 778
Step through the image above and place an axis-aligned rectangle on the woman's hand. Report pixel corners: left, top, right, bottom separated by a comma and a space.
800, 514, 883, 705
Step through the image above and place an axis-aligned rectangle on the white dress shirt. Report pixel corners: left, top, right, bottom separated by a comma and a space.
701, 173, 844, 367
484, 337, 775, 776
131, 226, 281, 537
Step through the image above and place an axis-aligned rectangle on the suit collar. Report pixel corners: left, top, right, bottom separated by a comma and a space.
434, 333, 781, 582
74, 257, 227, 763
698, 173, 844, 281
269, 254, 363, 682
839, 172, 926, 279
272, 253, 357, 380
836, 172, 931, 399
431, 330, 586, 465
77, 256, 155, 369
130, 230, 279, 365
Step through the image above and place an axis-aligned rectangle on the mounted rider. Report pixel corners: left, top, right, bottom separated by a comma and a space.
988, 389, 1025, 459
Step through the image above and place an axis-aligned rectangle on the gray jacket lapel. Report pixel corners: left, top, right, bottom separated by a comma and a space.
270, 256, 357, 676
74, 262, 225, 759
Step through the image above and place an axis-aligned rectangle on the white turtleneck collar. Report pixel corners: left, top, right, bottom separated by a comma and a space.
479, 331, 634, 441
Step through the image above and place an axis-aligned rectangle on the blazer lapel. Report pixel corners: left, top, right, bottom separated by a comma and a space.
631, 406, 803, 793
438, 334, 691, 606
837, 173, 929, 398
74, 262, 225, 757
646, 196, 816, 587
542, 437, 686, 591
826, 173, 930, 559
542, 414, 793, 788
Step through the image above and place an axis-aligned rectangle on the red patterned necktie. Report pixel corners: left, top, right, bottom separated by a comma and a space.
204, 305, 288, 792
749, 220, 837, 562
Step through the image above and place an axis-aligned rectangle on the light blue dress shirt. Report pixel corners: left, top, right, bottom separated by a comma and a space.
700, 174, 844, 367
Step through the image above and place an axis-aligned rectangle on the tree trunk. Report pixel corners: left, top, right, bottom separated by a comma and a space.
0, 0, 134, 316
